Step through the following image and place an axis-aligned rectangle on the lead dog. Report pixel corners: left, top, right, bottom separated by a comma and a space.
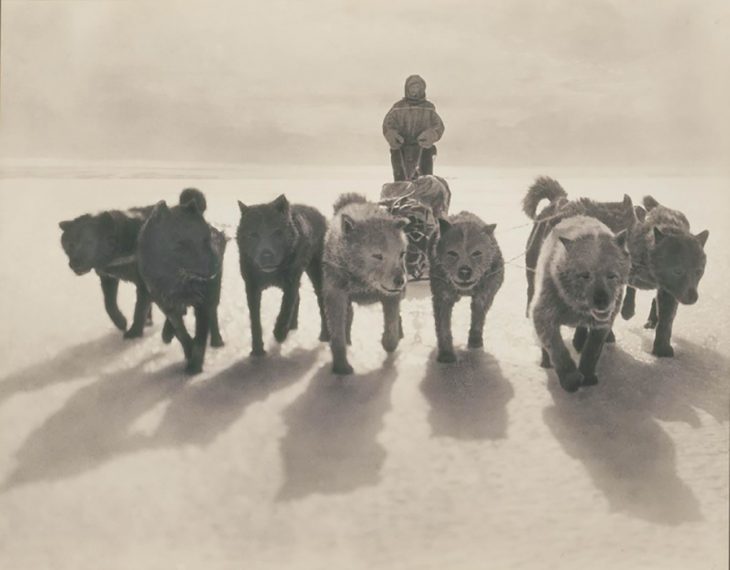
531, 215, 630, 392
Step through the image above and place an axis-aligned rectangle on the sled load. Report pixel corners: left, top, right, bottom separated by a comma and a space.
379, 174, 451, 280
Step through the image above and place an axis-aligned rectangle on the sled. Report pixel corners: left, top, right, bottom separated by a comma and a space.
380, 174, 451, 281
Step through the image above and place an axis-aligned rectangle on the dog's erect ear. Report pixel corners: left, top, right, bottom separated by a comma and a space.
622, 195, 635, 221
238, 200, 248, 216
341, 214, 355, 234
59, 220, 73, 231
151, 200, 169, 220
559, 236, 573, 250
97, 211, 115, 229
643, 195, 660, 211
272, 194, 290, 215
394, 217, 409, 230
438, 218, 451, 235
653, 226, 665, 244
634, 205, 646, 223
614, 229, 628, 251
483, 223, 497, 235
695, 229, 709, 247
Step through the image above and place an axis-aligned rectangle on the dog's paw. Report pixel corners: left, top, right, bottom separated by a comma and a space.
161, 325, 174, 344
123, 327, 144, 340
582, 373, 599, 386
274, 324, 290, 343
467, 333, 483, 349
621, 304, 635, 320
210, 335, 225, 348
437, 350, 457, 364
652, 344, 674, 358
644, 319, 657, 330
381, 334, 400, 353
558, 370, 583, 393
605, 330, 616, 344
318, 329, 330, 343
333, 362, 354, 376
250, 346, 267, 357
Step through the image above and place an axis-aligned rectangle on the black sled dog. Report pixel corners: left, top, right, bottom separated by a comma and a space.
137, 189, 226, 374
621, 196, 708, 357
60, 204, 155, 339
429, 212, 504, 363
236, 195, 328, 356
322, 193, 408, 375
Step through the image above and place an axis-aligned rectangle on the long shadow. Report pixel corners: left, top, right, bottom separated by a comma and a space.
3, 357, 185, 491
131, 348, 321, 449
634, 335, 730, 425
277, 356, 398, 501
420, 349, 513, 440
0, 332, 138, 404
542, 338, 729, 526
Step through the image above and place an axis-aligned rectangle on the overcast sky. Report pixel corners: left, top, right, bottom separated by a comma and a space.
1, 0, 728, 169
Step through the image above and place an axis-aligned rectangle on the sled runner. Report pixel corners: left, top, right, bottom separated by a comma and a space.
380, 174, 451, 280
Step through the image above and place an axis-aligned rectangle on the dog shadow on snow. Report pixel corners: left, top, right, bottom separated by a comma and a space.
277, 355, 398, 501
2, 346, 320, 492
420, 349, 514, 440
0, 332, 137, 404
543, 334, 729, 526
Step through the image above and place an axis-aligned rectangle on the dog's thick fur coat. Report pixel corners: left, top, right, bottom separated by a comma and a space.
523, 176, 637, 314
531, 215, 630, 392
137, 190, 226, 374
621, 196, 709, 357
429, 212, 504, 363
236, 195, 328, 356
60, 205, 154, 338
323, 193, 408, 375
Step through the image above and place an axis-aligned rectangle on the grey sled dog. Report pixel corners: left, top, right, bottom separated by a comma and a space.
429, 212, 504, 363
530, 215, 630, 392
322, 193, 408, 375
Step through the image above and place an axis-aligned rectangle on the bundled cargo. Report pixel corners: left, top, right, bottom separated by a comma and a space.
379, 174, 451, 280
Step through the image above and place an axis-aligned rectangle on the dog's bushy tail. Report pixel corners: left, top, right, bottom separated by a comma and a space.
643, 195, 660, 211
180, 188, 207, 213
522, 177, 568, 220
333, 193, 367, 214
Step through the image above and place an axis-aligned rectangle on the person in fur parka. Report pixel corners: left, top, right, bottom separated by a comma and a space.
383, 75, 445, 181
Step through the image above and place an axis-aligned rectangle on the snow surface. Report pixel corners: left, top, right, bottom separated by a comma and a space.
0, 167, 728, 569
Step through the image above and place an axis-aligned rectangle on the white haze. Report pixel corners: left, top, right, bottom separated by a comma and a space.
1, 0, 728, 169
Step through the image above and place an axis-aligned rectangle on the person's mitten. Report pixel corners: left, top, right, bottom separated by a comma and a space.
385, 129, 405, 150
417, 129, 438, 149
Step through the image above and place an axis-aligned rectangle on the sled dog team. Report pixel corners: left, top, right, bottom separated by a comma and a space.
59, 178, 709, 392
